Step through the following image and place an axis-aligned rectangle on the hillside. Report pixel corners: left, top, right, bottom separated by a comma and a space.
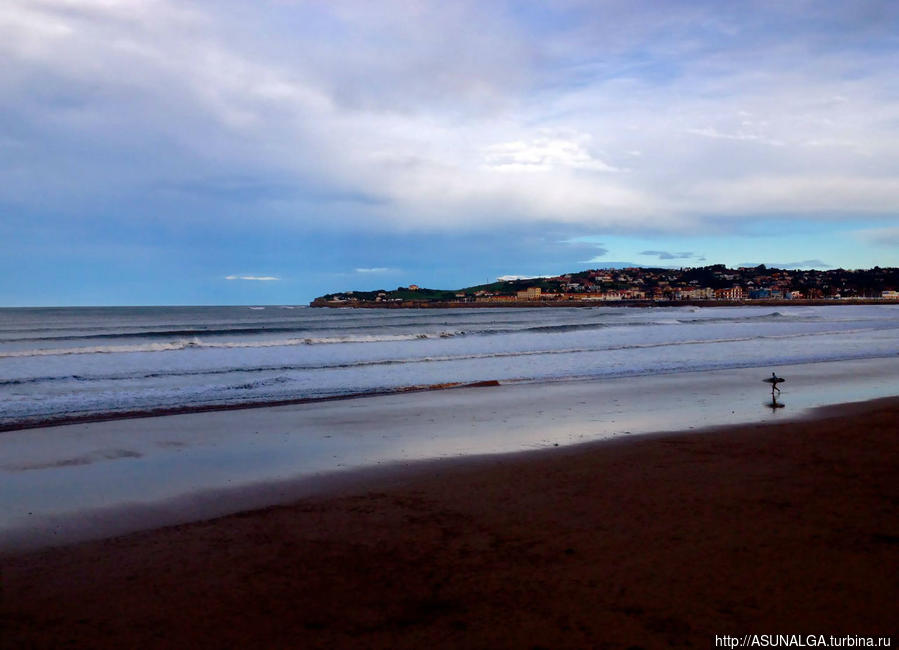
311, 264, 899, 306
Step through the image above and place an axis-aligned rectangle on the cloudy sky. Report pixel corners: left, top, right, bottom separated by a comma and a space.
2, 0, 898, 305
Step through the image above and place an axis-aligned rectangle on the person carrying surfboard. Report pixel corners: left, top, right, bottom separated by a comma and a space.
765, 372, 784, 394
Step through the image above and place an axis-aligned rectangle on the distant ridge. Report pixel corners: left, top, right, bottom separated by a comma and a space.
312, 264, 899, 307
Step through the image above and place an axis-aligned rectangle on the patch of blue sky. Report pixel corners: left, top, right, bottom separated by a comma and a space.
568, 223, 892, 272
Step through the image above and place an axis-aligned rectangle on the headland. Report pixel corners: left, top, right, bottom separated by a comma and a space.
311, 264, 899, 307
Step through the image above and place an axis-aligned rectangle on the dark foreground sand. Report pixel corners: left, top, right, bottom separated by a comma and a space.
2, 399, 897, 649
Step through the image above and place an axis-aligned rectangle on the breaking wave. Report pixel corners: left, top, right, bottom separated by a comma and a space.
0, 332, 468, 358
4, 326, 894, 387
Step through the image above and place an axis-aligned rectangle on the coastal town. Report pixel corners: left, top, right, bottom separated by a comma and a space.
312, 264, 899, 307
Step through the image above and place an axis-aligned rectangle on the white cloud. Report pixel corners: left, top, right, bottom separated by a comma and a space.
225, 275, 280, 281
686, 127, 783, 147
482, 133, 619, 173
1, 0, 898, 235
354, 267, 394, 273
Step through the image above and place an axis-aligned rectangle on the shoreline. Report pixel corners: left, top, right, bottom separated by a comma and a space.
2, 395, 896, 648
0, 380, 502, 434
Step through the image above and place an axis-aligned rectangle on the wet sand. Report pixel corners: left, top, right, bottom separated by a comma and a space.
2, 397, 897, 649
4, 357, 899, 552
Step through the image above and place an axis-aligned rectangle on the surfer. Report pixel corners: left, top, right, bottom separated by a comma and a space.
765, 372, 784, 394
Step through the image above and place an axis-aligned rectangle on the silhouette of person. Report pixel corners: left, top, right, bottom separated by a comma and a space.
771, 372, 781, 394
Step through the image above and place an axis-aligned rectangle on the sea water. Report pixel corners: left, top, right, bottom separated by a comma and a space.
2, 303, 899, 428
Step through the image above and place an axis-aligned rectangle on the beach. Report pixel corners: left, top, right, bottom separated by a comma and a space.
2, 394, 897, 649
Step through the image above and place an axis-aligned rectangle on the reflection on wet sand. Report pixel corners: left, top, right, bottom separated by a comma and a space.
1, 357, 898, 551
765, 394, 785, 410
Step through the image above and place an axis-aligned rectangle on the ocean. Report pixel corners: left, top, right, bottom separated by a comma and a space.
2, 303, 899, 430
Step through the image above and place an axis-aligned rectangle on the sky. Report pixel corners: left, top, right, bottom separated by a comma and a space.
1, 0, 898, 306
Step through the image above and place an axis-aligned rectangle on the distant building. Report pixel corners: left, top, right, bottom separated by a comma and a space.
715, 286, 744, 300
677, 287, 714, 300
476, 295, 516, 303
883, 290, 899, 299
516, 287, 543, 300
408, 284, 420, 291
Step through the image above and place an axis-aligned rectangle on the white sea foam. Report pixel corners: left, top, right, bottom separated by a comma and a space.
0, 331, 468, 358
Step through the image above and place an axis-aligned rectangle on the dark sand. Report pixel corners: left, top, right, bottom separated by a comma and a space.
2, 398, 897, 649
